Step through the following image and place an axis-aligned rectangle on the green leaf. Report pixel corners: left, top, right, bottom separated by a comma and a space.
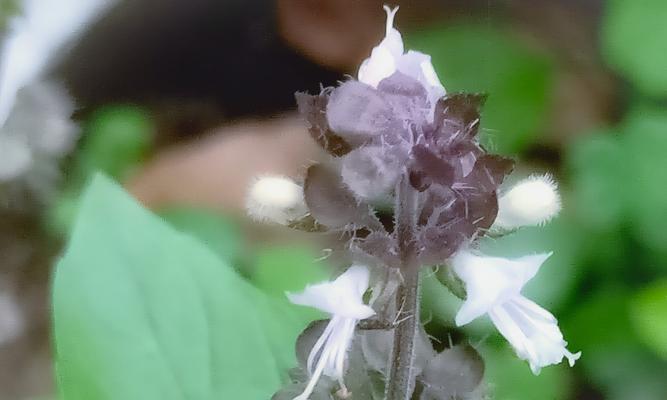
252, 246, 328, 296
566, 107, 667, 252
76, 105, 154, 181
46, 189, 83, 237
407, 24, 553, 155
160, 207, 242, 264
564, 286, 632, 356
631, 279, 667, 359
0, 0, 18, 30
252, 246, 329, 323
602, 0, 667, 97
566, 130, 628, 231
564, 286, 667, 400
585, 347, 667, 400
622, 107, 667, 252
54, 174, 307, 400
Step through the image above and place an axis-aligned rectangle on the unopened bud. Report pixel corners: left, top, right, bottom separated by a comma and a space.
245, 175, 308, 225
493, 174, 561, 230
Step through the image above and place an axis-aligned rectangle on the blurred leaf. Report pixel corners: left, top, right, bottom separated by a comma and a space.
564, 286, 631, 356
560, 285, 667, 400
622, 107, 667, 252
46, 189, 82, 236
160, 207, 242, 264
567, 107, 667, 253
578, 227, 629, 278
585, 346, 667, 400
54, 174, 308, 400
567, 130, 628, 230
0, 0, 18, 30
252, 246, 328, 323
76, 105, 153, 182
253, 246, 328, 296
407, 24, 553, 155
602, 0, 667, 97
631, 279, 667, 359
481, 344, 571, 400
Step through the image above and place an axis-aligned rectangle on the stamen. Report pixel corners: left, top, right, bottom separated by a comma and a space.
294, 341, 334, 400
306, 317, 338, 374
333, 319, 354, 378
565, 350, 582, 366
383, 5, 400, 36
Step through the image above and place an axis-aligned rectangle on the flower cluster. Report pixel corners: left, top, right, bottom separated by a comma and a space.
0, 0, 115, 206
0, 82, 79, 205
248, 6, 579, 400
295, 11, 514, 268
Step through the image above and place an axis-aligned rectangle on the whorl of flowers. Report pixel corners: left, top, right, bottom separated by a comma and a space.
256, 6, 577, 400
295, 38, 513, 268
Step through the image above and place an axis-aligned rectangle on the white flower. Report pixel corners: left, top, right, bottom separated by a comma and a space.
357, 6, 446, 106
493, 174, 562, 231
0, 0, 117, 126
1, 0, 112, 203
1, 82, 80, 204
245, 175, 308, 225
287, 265, 375, 399
452, 250, 580, 374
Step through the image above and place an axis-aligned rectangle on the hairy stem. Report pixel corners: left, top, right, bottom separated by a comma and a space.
386, 174, 420, 400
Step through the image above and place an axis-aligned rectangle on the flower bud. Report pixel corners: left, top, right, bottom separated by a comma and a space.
493, 174, 561, 230
245, 175, 308, 225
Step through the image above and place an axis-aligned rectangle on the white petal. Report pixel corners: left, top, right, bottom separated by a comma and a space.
489, 296, 580, 374
287, 265, 376, 320
420, 58, 445, 90
356, 6, 446, 105
358, 46, 397, 88
396, 50, 445, 102
357, 5, 403, 88
453, 250, 552, 326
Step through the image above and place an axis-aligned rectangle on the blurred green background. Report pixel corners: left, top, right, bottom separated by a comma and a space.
1, 0, 667, 399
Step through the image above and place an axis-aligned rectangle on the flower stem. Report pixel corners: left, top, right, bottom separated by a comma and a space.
386, 174, 420, 400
